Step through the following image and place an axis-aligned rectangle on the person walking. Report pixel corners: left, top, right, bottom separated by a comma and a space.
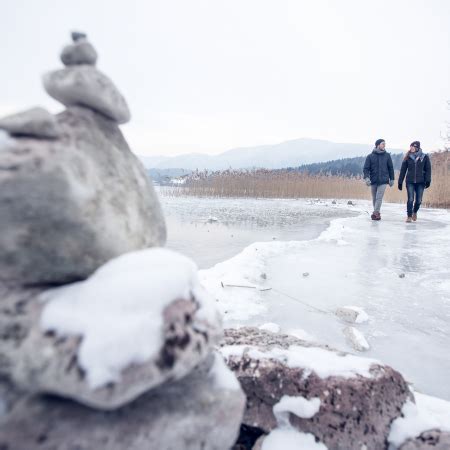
363, 138, 395, 220
398, 141, 431, 223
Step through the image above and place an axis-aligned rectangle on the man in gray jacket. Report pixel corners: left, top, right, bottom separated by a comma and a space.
363, 139, 395, 220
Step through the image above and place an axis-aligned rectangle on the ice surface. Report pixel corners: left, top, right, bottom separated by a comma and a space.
159, 191, 357, 268
40, 248, 216, 389
201, 201, 450, 399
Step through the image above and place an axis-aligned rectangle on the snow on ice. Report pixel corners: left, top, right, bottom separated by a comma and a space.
200, 201, 450, 400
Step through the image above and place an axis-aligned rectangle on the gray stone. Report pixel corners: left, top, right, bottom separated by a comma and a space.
0, 107, 59, 138
221, 327, 412, 450
61, 40, 98, 66
71, 31, 87, 42
399, 430, 450, 449
0, 354, 246, 450
9, 290, 222, 410
43, 66, 130, 124
0, 376, 24, 419
0, 106, 165, 285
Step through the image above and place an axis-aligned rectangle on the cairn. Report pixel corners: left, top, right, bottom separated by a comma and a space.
0, 33, 244, 450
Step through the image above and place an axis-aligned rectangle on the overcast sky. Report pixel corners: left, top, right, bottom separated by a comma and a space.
2, 0, 450, 156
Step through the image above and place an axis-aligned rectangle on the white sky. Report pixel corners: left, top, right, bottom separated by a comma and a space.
1, 0, 450, 155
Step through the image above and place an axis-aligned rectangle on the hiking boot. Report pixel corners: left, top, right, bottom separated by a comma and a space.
412, 213, 417, 221
371, 213, 377, 220
406, 216, 412, 223
374, 212, 381, 221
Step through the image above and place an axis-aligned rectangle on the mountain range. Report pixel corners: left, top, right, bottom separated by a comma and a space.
138, 138, 405, 170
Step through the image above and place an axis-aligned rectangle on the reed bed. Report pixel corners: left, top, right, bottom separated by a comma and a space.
163, 151, 450, 209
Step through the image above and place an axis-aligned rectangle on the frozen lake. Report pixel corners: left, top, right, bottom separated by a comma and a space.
160, 191, 358, 268
159, 191, 450, 401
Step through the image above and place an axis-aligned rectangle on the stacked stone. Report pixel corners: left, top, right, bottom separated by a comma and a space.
0, 33, 244, 450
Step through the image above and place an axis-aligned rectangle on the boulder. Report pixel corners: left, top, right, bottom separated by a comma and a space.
43, 66, 130, 123
335, 306, 369, 324
3, 248, 223, 410
0, 106, 165, 285
342, 326, 370, 351
220, 327, 412, 450
0, 353, 246, 450
0, 107, 59, 138
61, 40, 98, 66
399, 430, 450, 449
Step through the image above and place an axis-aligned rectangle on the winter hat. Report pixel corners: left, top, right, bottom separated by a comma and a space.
375, 139, 385, 147
410, 141, 421, 149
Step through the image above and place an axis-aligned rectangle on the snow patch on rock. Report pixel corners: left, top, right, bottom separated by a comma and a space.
388, 393, 450, 447
220, 344, 379, 379
40, 248, 216, 389
274, 395, 321, 426
259, 323, 281, 333
343, 326, 370, 352
261, 428, 328, 450
208, 353, 241, 391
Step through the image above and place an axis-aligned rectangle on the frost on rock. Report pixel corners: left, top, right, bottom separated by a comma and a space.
388, 393, 450, 448
343, 326, 370, 352
40, 247, 220, 390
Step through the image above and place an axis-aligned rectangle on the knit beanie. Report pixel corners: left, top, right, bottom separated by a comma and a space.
410, 141, 421, 149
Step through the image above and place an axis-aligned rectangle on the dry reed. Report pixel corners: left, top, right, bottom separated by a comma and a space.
163, 151, 450, 209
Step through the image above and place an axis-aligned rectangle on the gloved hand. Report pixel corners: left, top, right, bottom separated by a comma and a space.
389, 180, 394, 187
364, 178, 371, 187
425, 181, 431, 189
398, 183, 403, 191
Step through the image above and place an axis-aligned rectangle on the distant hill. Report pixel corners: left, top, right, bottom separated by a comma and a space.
138, 138, 405, 171
147, 168, 191, 185
292, 153, 404, 177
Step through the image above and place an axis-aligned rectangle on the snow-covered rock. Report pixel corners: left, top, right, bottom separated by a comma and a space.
44, 66, 130, 124
221, 327, 412, 450
0, 107, 60, 138
7, 249, 222, 410
0, 106, 166, 285
60, 33, 98, 66
0, 354, 245, 450
343, 326, 370, 351
335, 305, 369, 324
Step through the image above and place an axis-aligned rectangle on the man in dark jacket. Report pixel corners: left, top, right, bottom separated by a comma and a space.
363, 139, 395, 220
398, 141, 432, 222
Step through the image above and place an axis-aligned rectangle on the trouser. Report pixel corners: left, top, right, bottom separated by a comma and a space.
371, 184, 387, 213
406, 183, 425, 217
